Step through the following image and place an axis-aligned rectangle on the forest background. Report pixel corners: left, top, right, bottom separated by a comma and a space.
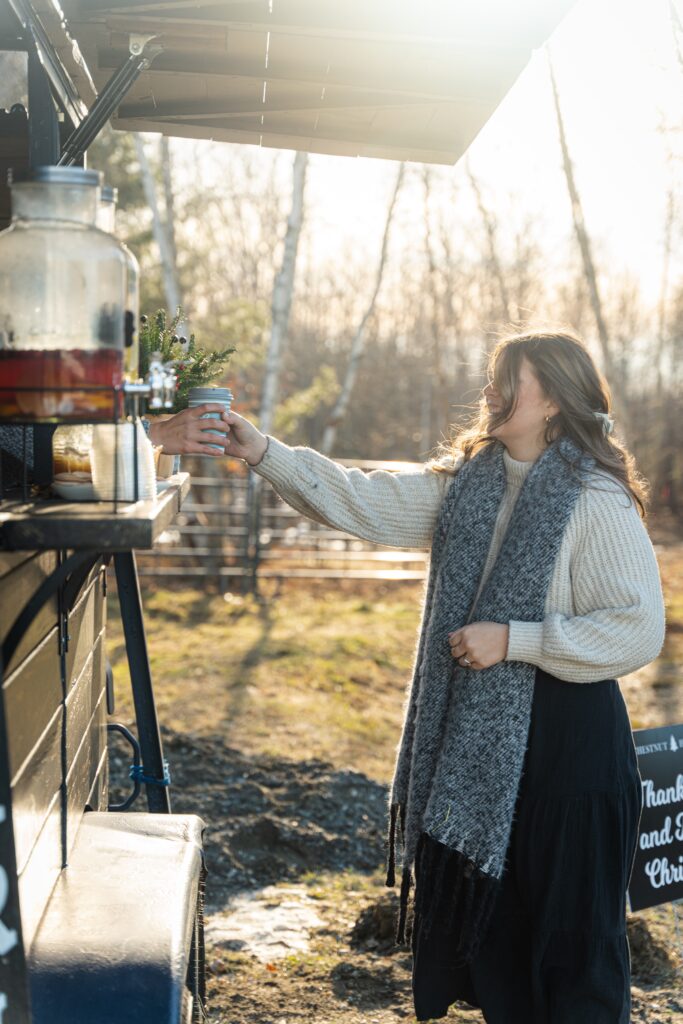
2, 0, 682, 508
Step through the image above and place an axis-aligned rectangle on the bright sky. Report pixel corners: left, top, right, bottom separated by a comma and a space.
170, 0, 681, 307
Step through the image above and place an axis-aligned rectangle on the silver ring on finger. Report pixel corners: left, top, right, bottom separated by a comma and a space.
462, 656, 471, 666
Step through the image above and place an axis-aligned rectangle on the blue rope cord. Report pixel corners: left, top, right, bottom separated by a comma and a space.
129, 759, 171, 787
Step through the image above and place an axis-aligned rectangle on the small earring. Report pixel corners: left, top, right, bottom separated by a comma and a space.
545, 415, 551, 423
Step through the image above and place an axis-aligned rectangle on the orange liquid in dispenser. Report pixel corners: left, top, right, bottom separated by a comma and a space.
0, 349, 124, 421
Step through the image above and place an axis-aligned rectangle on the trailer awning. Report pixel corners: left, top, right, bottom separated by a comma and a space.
50, 0, 574, 164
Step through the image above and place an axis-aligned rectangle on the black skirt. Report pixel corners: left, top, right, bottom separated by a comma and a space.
411, 666, 643, 1024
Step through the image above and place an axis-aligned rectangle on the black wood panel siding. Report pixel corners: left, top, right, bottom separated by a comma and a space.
17, 801, 61, 951
1, 553, 108, 951
65, 688, 108, 858
3, 569, 103, 777
3, 626, 62, 778
65, 567, 106, 689
65, 632, 105, 767
11, 708, 62, 875
0, 551, 60, 672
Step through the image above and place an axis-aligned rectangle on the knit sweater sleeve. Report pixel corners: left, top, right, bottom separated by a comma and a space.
249, 435, 456, 550
505, 481, 666, 683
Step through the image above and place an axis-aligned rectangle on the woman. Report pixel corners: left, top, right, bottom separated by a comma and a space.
176, 329, 666, 1022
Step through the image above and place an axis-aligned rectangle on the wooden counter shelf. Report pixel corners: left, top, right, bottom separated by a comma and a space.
0, 473, 191, 552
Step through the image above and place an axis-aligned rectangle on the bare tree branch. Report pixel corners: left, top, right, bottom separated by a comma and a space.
422, 167, 450, 440
670, 0, 683, 71
467, 160, 512, 323
656, 190, 675, 401
547, 51, 613, 379
320, 161, 405, 454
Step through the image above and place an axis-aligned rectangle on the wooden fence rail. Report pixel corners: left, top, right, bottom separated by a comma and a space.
136, 455, 429, 586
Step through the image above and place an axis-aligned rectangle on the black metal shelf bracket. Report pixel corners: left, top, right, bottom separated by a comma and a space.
113, 551, 172, 814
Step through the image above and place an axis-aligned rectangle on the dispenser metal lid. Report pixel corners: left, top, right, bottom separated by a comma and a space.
7, 167, 103, 187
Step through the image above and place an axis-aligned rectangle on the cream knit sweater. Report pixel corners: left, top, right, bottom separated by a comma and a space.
251, 436, 666, 684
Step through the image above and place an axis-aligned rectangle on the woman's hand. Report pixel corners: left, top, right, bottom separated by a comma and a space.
147, 404, 230, 456
448, 622, 510, 671
221, 410, 269, 466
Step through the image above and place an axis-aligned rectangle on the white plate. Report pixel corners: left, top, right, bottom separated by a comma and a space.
51, 479, 97, 502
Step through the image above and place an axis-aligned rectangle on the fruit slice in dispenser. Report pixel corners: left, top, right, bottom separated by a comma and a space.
0, 347, 124, 421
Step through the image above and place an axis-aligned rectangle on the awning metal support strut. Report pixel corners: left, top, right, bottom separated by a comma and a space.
58, 35, 163, 166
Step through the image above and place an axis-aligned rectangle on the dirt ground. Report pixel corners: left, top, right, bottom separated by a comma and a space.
106, 510, 683, 1024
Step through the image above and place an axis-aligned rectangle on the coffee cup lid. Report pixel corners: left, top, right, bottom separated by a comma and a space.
188, 387, 232, 402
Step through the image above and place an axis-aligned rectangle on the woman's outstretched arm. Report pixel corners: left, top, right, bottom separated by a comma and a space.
222, 410, 456, 550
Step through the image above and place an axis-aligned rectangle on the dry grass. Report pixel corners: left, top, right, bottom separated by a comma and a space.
107, 579, 425, 785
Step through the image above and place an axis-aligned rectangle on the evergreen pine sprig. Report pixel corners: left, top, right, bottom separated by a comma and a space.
139, 307, 236, 414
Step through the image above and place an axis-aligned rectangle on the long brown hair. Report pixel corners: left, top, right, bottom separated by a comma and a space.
429, 328, 649, 519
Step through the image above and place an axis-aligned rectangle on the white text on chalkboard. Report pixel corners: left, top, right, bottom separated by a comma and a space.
641, 774, 683, 808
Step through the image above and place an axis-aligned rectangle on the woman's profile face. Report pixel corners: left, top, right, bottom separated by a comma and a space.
483, 355, 558, 449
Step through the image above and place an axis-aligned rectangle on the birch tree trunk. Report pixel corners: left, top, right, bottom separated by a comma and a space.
320, 161, 404, 454
137, 137, 214, 571
247, 150, 308, 590
159, 136, 188, 343
259, 151, 308, 437
160, 137, 179, 283
134, 133, 182, 318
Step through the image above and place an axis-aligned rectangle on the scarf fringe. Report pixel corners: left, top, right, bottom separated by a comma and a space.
385, 802, 398, 887
386, 800, 415, 944
396, 865, 413, 943
414, 833, 501, 964
386, 804, 500, 960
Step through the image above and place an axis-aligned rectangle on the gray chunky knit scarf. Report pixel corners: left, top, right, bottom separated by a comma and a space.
385, 434, 593, 961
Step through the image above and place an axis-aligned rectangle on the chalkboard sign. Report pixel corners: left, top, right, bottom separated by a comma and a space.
629, 723, 683, 912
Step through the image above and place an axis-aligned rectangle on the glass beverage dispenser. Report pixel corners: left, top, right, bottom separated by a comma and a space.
0, 166, 135, 421
97, 184, 140, 381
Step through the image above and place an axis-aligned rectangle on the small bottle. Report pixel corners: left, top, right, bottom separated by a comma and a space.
148, 351, 165, 410
52, 424, 93, 476
162, 362, 177, 408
